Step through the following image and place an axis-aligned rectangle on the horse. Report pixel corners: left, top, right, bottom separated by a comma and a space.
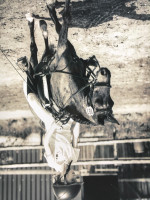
26, 0, 119, 126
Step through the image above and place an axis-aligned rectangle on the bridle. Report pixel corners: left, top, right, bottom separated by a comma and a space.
94, 82, 111, 87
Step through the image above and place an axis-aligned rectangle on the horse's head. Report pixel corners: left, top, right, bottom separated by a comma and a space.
91, 67, 119, 125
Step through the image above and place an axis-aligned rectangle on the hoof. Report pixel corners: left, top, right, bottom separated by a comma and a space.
25, 13, 34, 22
46, 0, 56, 10
46, 0, 56, 6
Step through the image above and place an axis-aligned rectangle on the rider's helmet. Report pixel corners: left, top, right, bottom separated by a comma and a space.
53, 161, 83, 200
53, 182, 82, 200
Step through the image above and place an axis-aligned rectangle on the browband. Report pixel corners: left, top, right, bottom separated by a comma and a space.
94, 82, 111, 88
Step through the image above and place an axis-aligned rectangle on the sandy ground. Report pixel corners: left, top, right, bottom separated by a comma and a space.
0, 0, 150, 146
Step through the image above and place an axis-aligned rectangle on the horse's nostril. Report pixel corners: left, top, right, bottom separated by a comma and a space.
95, 98, 103, 105
97, 116, 105, 125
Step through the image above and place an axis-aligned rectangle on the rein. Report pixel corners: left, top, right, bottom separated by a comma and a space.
35, 69, 90, 81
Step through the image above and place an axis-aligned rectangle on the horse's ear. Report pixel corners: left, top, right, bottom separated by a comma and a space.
107, 114, 119, 125
95, 68, 111, 84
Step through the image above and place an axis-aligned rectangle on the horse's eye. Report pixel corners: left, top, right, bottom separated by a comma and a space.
101, 68, 106, 76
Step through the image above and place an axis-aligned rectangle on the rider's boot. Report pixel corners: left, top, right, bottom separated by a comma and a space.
17, 56, 28, 72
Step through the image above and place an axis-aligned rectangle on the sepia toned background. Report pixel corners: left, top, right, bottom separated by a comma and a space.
0, 0, 150, 199
0, 0, 149, 144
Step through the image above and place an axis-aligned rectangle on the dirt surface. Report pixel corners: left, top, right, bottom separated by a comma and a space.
0, 0, 150, 146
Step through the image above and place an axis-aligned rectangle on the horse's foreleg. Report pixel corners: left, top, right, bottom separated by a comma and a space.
39, 20, 54, 63
26, 13, 38, 71
47, 4, 61, 34
39, 20, 49, 52
57, 0, 71, 56
25, 13, 38, 94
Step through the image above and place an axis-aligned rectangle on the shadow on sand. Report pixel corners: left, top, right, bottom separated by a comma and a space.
55, 0, 150, 28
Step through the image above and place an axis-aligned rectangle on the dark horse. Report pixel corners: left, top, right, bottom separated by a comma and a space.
22, 0, 119, 126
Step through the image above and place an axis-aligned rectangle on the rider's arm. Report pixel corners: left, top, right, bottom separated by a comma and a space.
44, 122, 58, 156
44, 123, 59, 169
44, 123, 67, 173
72, 122, 80, 148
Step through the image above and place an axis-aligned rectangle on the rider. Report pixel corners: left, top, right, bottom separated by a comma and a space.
18, 12, 83, 199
